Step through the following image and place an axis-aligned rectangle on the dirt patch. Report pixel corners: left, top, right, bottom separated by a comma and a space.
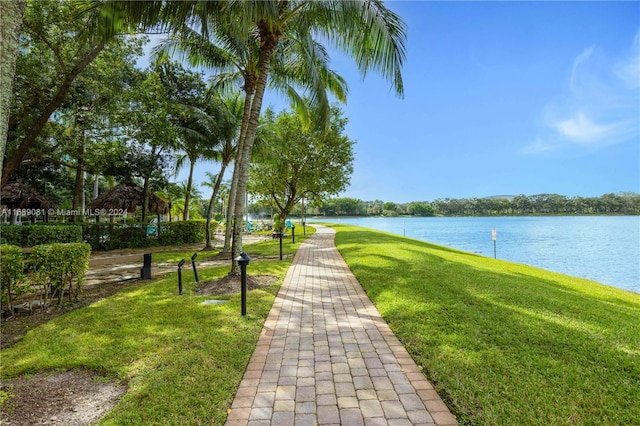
195, 274, 280, 295
0, 370, 126, 426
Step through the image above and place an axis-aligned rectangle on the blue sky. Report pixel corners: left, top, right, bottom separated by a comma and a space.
173, 1, 640, 204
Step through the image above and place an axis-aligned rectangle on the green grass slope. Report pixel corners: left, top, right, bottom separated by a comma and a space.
333, 224, 639, 426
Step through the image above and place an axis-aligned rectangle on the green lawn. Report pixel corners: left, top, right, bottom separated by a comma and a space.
333, 224, 640, 426
0, 230, 314, 425
3, 224, 637, 425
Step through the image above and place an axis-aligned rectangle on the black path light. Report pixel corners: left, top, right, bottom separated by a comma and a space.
177, 259, 186, 295
140, 253, 152, 279
191, 253, 199, 283
278, 231, 284, 260
236, 252, 251, 316
291, 224, 295, 244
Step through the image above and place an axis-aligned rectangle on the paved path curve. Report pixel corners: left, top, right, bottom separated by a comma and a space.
226, 225, 457, 425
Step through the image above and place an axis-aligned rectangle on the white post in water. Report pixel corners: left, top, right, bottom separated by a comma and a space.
492, 228, 497, 259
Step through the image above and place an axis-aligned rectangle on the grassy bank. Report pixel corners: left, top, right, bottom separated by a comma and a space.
333, 224, 639, 425
0, 230, 313, 425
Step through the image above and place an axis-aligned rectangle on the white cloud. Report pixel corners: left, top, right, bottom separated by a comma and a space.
520, 137, 558, 154
570, 46, 594, 92
527, 30, 640, 155
614, 29, 640, 89
555, 112, 631, 145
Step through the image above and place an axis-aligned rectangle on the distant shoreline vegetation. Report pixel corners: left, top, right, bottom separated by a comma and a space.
300, 192, 640, 217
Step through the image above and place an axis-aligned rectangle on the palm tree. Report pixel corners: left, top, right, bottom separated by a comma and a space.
226, 1, 406, 273
173, 98, 229, 221
96, 0, 406, 274
156, 5, 366, 272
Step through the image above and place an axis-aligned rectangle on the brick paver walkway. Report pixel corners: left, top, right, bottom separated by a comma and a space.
225, 225, 457, 426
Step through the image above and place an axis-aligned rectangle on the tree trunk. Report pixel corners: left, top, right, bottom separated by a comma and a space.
183, 160, 195, 221
71, 131, 85, 222
142, 176, 149, 223
1, 43, 105, 185
230, 34, 279, 274
0, 0, 26, 177
223, 157, 239, 253
92, 175, 99, 199
223, 86, 254, 253
204, 164, 227, 250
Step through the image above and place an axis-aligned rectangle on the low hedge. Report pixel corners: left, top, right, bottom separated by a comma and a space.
158, 220, 215, 246
32, 243, 91, 305
83, 220, 218, 251
0, 244, 25, 314
0, 224, 83, 247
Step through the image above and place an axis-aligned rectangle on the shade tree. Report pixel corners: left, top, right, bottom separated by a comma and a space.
248, 105, 354, 224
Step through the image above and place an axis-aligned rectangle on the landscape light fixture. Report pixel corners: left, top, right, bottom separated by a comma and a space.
235, 252, 251, 316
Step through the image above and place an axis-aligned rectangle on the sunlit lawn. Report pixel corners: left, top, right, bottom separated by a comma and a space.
333, 224, 640, 425
0, 231, 314, 425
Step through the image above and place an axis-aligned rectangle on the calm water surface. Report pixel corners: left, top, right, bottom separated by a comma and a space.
309, 216, 639, 293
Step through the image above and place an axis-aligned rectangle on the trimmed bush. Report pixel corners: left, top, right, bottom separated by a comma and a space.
0, 225, 82, 247
0, 226, 23, 246
0, 244, 25, 315
83, 223, 150, 251
84, 220, 218, 250
158, 220, 215, 246
32, 243, 91, 305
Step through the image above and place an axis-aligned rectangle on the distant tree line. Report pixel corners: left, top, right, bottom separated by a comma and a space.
298, 192, 640, 217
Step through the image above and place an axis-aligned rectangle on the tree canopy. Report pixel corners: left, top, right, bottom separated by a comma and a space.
249, 105, 354, 222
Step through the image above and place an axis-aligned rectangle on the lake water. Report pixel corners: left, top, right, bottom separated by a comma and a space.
307, 216, 640, 294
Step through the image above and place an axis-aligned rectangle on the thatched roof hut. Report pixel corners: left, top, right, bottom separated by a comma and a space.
90, 183, 170, 215
1, 182, 53, 210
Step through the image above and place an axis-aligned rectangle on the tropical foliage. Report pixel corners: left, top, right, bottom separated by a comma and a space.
308, 192, 640, 217
249, 105, 354, 222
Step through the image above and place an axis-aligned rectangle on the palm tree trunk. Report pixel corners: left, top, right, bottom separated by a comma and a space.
223, 87, 254, 253
183, 160, 195, 221
204, 164, 227, 249
230, 34, 279, 274
0, 0, 26, 177
223, 157, 239, 253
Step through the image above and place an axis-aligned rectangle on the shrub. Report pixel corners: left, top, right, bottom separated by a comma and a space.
83, 223, 151, 251
32, 243, 91, 306
158, 220, 216, 246
272, 214, 284, 233
25, 225, 83, 247
0, 244, 25, 315
0, 224, 82, 247
83, 220, 216, 250
0, 226, 24, 246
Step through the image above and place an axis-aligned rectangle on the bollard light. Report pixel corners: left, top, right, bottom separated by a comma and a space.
291, 224, 295, 244
278, 231, 284, 260
177, 259, 186, 295
191, 253, 199, 283
235, 252, 251, 316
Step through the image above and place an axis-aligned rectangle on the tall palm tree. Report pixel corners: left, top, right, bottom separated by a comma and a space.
226, 1, 406, 273
173, 97, 229, 221
96, 0, 406, 274
155, 15, 349, 258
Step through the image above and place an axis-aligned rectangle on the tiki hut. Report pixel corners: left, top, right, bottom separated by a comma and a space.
90, 183, 170, 219
1, 182, 54, 223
